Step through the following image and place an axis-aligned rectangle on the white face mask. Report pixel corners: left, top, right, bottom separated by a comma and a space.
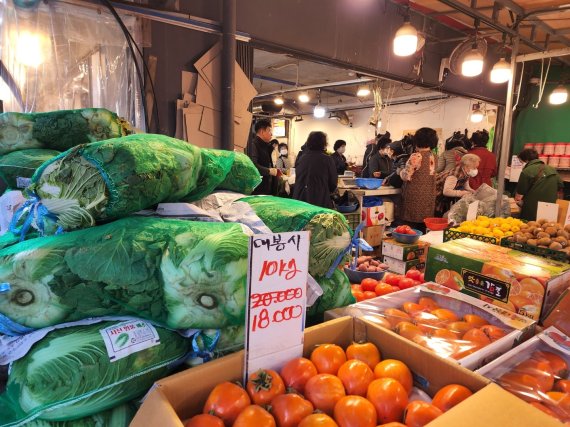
338, 146, 346, 154
280, 149, 288, 156
467, 168, 479, 177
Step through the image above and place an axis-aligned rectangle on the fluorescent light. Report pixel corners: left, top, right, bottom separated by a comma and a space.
461, 49, 484, 77
490, 58, 511, 84
393, 20, 418, 57
549, 85, 568, 105
356, 85, 371, 97
298, 92, 310, 103
274, 95, 284, 105
313, 104, 326, 118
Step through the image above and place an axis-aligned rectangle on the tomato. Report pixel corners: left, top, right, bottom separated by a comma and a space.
280, 357, 318, 393
361, 278, 379, 292
534, 350, 570, 378
246, 369, 285, 405
418, 272, 425, 282
479, 325, 507, 342
403, 401, 443, 427
398, 278, 416, 290
346, 342, 381, 369
554, 380, 570, 393
298, 413, 339, 427
304, 373, 346, 415
430, 308, 459, 322
337, 359, 375, 396
366, 378, 408, 424
394, 321, 423, 341
384, 274, 402, 287
351, 284, 362, 292
185, 414, 224, 427
463, 314, 488, 328
462, 328, 491, 346
333, 395, 377, 427
375, 282, 394, 296
363, 291, 377, 300
203, 381, 251, 426
418, 297, 439, 311
498, 372, 542, 402
234, 405, 276, 427
405, 269, 422, 281
431, 384, 473, 412
514, 359, 555, 393
373, 359, 413, 394
270, 393, 314, 427
384, 308, 411, 328
402, 302, 424, 315
391, 286, 401, 293
352, 290, 365, 302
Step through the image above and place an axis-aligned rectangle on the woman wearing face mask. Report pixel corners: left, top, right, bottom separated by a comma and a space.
332, 139, 348, 175
435, 153, 480, 217
369, 133, 394, 179
275, 143, 291, 174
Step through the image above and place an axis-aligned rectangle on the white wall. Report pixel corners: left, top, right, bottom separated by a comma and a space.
288, 97, 496, 165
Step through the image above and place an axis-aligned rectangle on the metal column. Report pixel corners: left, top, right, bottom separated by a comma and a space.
495, 37, 520, 216
222, 0, 236, 151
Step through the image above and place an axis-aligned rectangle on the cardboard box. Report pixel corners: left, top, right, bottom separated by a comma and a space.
362, 225, 384, 247
382, 238, 429, 261
557, 199, 570, 225
131, 317, 489, 426
425, 238, 570, 321
542, 287, 570, 335
361, 205, 385, 227
325, 283, 536, 370
383, 255, 425, 274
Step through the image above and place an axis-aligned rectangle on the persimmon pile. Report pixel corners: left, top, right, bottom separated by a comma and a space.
186, 342, 474, 427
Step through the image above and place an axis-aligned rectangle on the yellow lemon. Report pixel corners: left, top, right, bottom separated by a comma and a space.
492, 228, 505, 237
505, 231, 514, 237
511, 226, 520, 232
500, 224, 511, 232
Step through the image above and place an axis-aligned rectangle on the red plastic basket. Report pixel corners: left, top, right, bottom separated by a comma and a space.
424, 217, 450, 231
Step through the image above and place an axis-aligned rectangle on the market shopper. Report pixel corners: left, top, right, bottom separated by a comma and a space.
369, 132, 395, 179
515, 148, 564, 221
293, 131, 337, 208
399, 128, 438, 231
246, 119, 278, 195
275, 142, 292, 174
332, 139, 348, 175
435, 153, 480, 217
468, 130, 496, 190
436, 133, 468, 173
361, 137, 378, 178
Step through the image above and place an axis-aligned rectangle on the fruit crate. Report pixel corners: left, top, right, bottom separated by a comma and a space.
342, 212, 361, 230
443, 228, 499, 245
500, 237, 568, 262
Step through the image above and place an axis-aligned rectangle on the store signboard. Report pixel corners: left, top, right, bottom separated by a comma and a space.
244, 231, 309, 380
272, 118, 287, 138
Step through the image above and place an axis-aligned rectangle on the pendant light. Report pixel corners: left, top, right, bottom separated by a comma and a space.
490, 58, 511, 84
274, 95, 284, 105
462, 47, 484, 77
393, 17, 418, 57
356, 85, 371, 97
470, 103, 484, 123
298, 92, 310, 103
549, 85, 568, 105
314, 89, 326, 118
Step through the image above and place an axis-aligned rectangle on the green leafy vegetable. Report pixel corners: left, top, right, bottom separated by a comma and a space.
22, 403, 135, 427
307, 269, 355, 317
0, 149, 60, 189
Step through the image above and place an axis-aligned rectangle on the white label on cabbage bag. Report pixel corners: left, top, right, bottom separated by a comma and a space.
16, 177, 31, 189
100, 320, 160, 362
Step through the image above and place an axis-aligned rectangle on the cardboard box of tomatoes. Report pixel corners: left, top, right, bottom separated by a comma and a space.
425, 238, 570, 322
326, 283, 536, 370
131, 317, 560, 427
383, 255, 426, 275
382, 238, 430, 261
477, 326, 570, 425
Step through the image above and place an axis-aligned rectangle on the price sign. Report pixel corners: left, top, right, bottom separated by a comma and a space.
244, 231, 310, 379
466, 201, 480, 221
537, 202, 559, 223
462, 269, 510, 302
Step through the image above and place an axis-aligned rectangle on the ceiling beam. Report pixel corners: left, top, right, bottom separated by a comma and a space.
253, 77, 376, 98
515, 47, 570, 63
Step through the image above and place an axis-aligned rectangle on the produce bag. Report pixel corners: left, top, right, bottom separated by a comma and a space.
0, 108, 132, 155
0, 149, 60, 189
239, 196, 352, 277
306, 269, 355, 317
0, 320, 189, 425
22, 403, 136, 427
0, 217, 250, 330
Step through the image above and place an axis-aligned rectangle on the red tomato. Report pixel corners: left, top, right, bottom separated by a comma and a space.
246, 369, 285, 405
345, 342, 381, 369
233, 405, 276, 427
366, 378, 408, 424
280, 357, 318, 394
385, 274, 403, 287
411, 280, 422, 287
203, 382, 251, 426
310, 344, 347, 375
352, 290, 365, 302
375, 282, 394, 296
270, 393, 314, 427
406, 269, 422, 281
304, 374, 346, 415
403, 401, 443, 427
351, 284, 362, 292
298, 413, 339, 427
398, 278, 416, 290
361, 278, 379, 292
185, 414, 224, 427
419, 273, 425, 282
337, 359, 375, 396
363, 291, 377, 300
431, 384, 473, 412
334, 395, 377, 427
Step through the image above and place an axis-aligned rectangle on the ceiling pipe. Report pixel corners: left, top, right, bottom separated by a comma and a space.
254, 77, 376, 98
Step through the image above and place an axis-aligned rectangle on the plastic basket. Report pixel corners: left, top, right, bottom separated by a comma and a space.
500, 238, 568, 262
443, 229, 499, 245
343, 212, 361, 230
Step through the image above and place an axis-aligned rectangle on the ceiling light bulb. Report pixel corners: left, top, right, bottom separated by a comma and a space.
393, 20, 418, 57
356, 85, 371, 97
490, 58, 511, 84
462, 48, 484, 77
470, 106, 484, 123
549, 85, 568, 105
313, 104, 326, 118
15, 30, 45, 67
298, 92, 310, 103
274, 95, 284, 105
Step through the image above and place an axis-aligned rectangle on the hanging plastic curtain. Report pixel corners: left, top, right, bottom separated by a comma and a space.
0, 0, 145, 129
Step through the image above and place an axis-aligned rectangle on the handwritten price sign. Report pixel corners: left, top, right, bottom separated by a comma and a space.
244, 231, 310, 378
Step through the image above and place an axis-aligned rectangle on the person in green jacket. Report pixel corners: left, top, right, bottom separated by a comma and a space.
515, 148, 563, 221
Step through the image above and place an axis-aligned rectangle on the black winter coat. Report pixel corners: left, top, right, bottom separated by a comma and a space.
246, 135, 274, 195
331, 152, 347, 175
293, 151, 338, 208
368, 153, 394, 178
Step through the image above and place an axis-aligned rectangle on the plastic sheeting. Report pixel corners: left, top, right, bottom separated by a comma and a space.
0, 0, 145, 129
